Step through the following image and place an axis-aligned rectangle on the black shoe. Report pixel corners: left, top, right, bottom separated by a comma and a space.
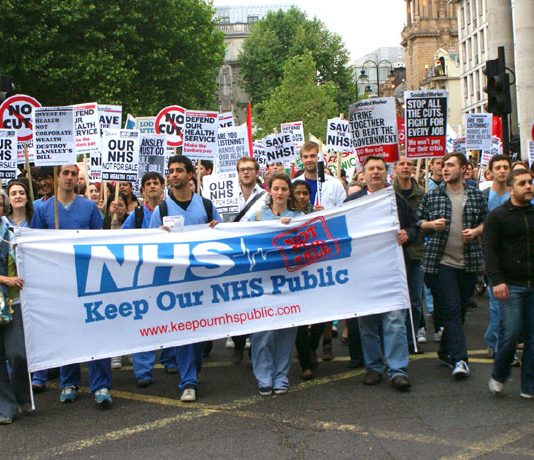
391, 375, 411, 391
348, 359, 364, 369
409, 347, 424, 355
137, 378, 153, 388
32, 383, 47, 394
437, 352, 453, 369
363, 370, 383, 385
258, 387, 273, 396
232, 349, 244, 365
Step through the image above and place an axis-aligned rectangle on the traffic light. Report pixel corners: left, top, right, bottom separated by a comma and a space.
483, 54, 511, 116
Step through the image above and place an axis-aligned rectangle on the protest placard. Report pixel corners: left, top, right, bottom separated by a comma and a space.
481, 136, 503, 166
218, 112, 234, 128
136, 116, 156, 134
216, 124, 249, 173
101, 129, 140, 182
33, 106, 76, 166
99, 104, 122, 130
528, 141, 534, 167
17, 188, 408, 371
73, 102, 100, 159
326, 151, 357, 178
124, 114, 136, 130
137, 133, 168, 185
0, 129, 18, 179
264, 132, 297, 164
155, 105, 186, 148
349, 97, 399, 163
183, 110, 218, 160
404, 90, 448, 159
0, 94, 42, 163
201, 172, 239, 217
397, 116, 405, 150
465, 113, 492, 151
89, 105, 123, 180
326, 117, 353, 152
253, 140, 267, 170
281, 121, 304, 149
452, 137, 466, 155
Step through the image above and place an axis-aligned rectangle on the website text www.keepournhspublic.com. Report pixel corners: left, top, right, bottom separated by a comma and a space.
139, 304, 302, 337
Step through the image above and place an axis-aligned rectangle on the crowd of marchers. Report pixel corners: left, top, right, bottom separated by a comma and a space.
1, 142, 533, 425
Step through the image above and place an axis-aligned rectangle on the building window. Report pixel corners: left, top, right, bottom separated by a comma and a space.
467, 0, 472, 25
219, 16, 230, 24
247, 15, 259, 23
473, 34, 480, 64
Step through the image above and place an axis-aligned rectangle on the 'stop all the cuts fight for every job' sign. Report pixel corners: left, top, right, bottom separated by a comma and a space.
404, 90, 448, 159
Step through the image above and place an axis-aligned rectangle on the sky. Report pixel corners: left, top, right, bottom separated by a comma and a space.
212, 0, 407, 62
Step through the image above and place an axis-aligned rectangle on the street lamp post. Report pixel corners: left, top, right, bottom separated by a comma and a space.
357, 58, 395, 97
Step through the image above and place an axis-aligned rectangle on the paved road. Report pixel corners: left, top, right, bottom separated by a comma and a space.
3, 293, 534, 459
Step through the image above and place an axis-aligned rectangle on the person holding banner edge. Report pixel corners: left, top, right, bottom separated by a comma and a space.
0, 191, 31, 424
121, 171, 177, 387
247, 172, 303, 395
345, 155, 416, 391
292, 141, 346, 369
229, 157, 267, 365
30, 164, 112, 408
149, 155, 221, 402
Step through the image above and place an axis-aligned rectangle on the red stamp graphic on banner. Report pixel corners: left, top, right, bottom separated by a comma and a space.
272, 217, 341, 272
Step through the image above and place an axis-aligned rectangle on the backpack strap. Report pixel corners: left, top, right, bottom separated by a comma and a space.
233, 190, 266, 222
134, 206, 144, 229
201, 196, 213, 223
482, 187, 490, 203
159, 201, 168, 222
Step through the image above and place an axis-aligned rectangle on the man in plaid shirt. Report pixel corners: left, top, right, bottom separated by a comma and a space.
417, 153, 488, 379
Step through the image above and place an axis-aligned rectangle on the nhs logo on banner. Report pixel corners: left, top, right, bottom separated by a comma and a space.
73, 216, 351, 297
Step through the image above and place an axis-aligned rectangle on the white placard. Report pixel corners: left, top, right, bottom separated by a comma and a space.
101, 129, 140, 182
216, 124, 249, 173
33, 106, 76, 166
0, 129, 18, 179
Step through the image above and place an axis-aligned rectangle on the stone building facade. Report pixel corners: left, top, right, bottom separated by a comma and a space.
401, 0, 458, 90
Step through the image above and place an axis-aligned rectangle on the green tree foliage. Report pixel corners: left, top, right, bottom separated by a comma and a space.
0, 0, 225, 115
256, 52, 338, 139
238, 7, 355, 112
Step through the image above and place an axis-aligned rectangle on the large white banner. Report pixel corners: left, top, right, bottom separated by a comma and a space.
17, 188, 408, 372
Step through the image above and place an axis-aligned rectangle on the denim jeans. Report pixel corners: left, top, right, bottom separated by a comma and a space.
171, 344, 198, 391
251, 327, 297, 390
483, 281, 501, 352
406, 260, 425, 345
60, 359, 112, 394
132, 351, 156, 382
427, 265, 477, 365
0, 304, 30, 419
492, 285, 534, 395
358, 309, 409, 379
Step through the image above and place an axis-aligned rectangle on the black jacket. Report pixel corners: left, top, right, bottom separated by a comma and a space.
483, 200, 534, 287
345, 187, 418, 261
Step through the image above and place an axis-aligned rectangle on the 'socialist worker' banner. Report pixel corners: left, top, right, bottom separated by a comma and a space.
349, 97, 399, 164
404, 90, 448, 159
17, 188, 408, 372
